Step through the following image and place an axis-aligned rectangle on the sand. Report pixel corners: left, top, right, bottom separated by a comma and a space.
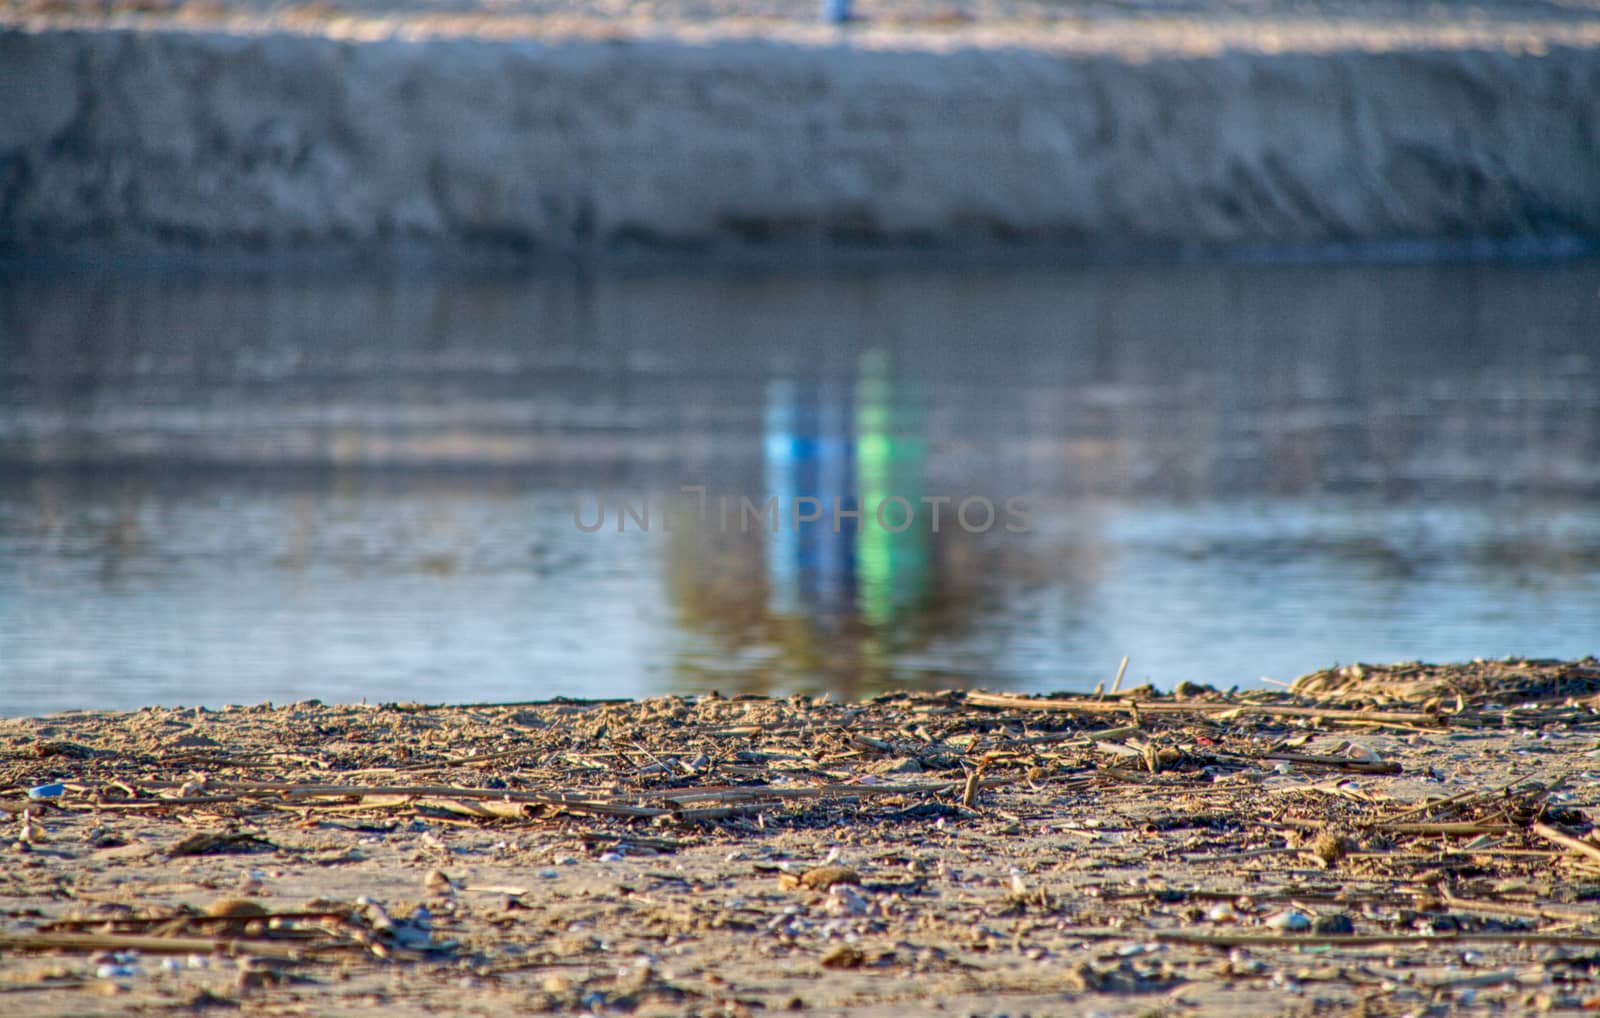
3, 658, 1600, 1015
5, 0, 1599, 255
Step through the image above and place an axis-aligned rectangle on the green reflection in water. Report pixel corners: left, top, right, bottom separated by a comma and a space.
854, 348, 931, 629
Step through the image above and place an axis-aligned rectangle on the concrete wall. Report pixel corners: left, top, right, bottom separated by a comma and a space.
2, 24, 1598, 253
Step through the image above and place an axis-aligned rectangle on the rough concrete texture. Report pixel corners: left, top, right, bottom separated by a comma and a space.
2, 19, 1599, 252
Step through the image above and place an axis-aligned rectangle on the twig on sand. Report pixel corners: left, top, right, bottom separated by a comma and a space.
1436, 886, 1600, 924
39, 911, 353, 933
1376, 821, 1513, 836
1530, 821, 1600, 865
961, 769, 982, 809
1109, 656, 1130, 696
0, 932, 307, 960
964, 691, 1453, 727
1255, 752, 1402, 775
1058, 929, 1600, 948
78, 778, 992, 821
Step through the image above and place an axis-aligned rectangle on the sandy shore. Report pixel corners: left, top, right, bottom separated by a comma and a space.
3, 658, 1600, 1015
4, 0, 1599, 255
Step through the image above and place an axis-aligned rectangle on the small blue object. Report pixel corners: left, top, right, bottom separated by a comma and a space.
821, 0, 851, 22
28, 783, 65, 799
96, 963, 139, 979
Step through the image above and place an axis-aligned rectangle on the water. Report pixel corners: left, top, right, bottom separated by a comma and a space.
2, 259, 1597, 715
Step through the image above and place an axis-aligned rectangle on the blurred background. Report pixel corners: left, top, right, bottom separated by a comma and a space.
2, 256, 1597, 714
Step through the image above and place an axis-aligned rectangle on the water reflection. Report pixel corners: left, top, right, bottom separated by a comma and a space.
670, 350, 958, 698
763, 352, 935, 627
1, 259, 1597, 713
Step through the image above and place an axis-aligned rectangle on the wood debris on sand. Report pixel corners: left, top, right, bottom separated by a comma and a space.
2, 657, 1600, 1014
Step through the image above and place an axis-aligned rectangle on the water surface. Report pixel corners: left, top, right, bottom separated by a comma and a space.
2, 260, 1597, 714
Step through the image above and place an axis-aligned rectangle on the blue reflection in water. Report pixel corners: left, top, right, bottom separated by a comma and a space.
758, 353, 934, 672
